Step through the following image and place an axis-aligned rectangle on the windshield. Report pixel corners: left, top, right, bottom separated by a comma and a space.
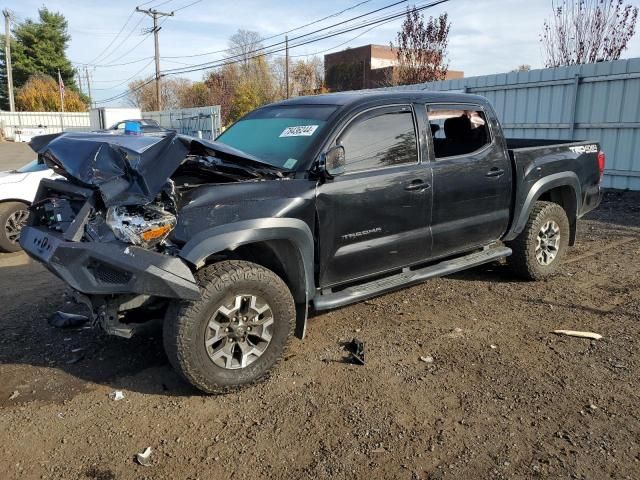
16, 160, 48, 173
216, 105, 337, 170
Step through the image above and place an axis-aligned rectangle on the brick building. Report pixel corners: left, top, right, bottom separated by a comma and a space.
324, 44, 463, 92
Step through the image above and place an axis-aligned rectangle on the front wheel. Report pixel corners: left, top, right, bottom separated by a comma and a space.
163, 260, 295, 394
0, 202, 29, 253
506, 201, 570, 280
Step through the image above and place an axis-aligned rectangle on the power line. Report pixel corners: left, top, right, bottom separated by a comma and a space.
82, 9, 137, 65
162, 0, 375, 59
163, 0, 445, 75
78, 56, 155, 69
91, 59, 155, 90
95, 0, 448, 104
173, 0, 203, 13
93, 16, 146, 65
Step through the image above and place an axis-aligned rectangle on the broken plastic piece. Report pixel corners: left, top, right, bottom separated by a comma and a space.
109, 390, 125, 401
47, 311, 89, 329
346, 338, 365, 365
135, 447, 152, 467
553, 330, 603, 340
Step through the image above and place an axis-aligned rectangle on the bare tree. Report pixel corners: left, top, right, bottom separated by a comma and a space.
511, 64, 532, 72
227, 29, 264, 68
541, 0, 638, 67
392, 8, 450, 85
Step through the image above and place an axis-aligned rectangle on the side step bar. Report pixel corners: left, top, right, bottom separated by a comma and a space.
313, 246, 511, 311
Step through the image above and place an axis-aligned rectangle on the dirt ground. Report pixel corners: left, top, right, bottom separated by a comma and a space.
0, 191, 638, 480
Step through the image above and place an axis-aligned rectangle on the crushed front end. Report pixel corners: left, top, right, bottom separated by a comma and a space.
22, 177, 200, 337
21, 131, 285, 337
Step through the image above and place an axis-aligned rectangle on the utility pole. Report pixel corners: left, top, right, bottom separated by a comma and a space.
136, 6, 174, 111
285, 35, 289, 99
84, 66, 92, 108
3, 9, 15, 112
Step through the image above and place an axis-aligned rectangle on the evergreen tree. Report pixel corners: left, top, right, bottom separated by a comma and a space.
11, 8, 77, 89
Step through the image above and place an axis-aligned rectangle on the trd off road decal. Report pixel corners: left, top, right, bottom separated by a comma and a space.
569, 144, 597, 154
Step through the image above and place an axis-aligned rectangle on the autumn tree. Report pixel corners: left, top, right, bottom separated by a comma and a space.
392, 8, 450, 85
205, 64, 241, 126
541, 0, 638, 67
16, 74, 86, 111
128, 77, 202, 111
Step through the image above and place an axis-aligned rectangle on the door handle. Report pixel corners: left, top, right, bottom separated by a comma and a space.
486, 168, 505, 178
405, 179, 430, 191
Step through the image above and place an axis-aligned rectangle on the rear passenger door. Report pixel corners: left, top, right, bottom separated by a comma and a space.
427, 104, 512, 258
316, 104, 432, 287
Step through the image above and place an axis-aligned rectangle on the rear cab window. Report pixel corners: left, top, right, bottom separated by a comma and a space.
336, 105, 419, 173
216, 105, 337, 170
427, 105, 492, 159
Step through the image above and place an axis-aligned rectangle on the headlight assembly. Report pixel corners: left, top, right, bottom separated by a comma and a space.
106, 204, 176, 248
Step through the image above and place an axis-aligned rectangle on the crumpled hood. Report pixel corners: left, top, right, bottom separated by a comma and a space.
29, 132, 284, 207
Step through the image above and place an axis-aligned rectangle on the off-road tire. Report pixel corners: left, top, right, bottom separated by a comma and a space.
506, 201, 570, 280
163, 260, 295, 394
0, 202, 29, 253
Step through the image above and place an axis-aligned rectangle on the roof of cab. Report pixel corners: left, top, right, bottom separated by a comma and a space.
272, 90, 490, 109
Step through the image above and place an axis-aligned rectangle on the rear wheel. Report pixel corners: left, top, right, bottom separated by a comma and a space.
163, 260, 295, 393
0, 202, 29, 253
506, 201, 570, 280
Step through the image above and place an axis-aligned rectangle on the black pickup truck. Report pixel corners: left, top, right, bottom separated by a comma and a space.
21, 91, 604, 393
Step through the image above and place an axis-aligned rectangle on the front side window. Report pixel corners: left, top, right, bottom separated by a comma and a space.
427, 106, 491, 159
338, 109, 418, 172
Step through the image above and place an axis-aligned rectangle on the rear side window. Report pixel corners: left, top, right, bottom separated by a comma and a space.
427, 106, 491, 159
338, 109, 418, 172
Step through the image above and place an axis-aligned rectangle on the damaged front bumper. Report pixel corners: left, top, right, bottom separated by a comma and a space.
21, 225, 200, 300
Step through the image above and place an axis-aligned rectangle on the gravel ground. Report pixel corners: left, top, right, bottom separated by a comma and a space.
0, 191, 638, 480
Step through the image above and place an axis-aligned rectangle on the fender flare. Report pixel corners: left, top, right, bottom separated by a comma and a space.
504, 171, 581, 241
179, 218, 315, 338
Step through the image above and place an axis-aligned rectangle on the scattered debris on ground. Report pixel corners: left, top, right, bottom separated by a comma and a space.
135, 447, 152, 467
553, 330, 603, 340
108, 391, 125, 401
0, 191, 639, 479
47, 311, 89, 329
344, 338, 365, 365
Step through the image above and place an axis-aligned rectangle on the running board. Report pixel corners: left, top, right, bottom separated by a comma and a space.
313, 246, 511, 311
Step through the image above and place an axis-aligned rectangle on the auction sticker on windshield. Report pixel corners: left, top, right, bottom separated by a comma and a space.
280, 125, 319, 137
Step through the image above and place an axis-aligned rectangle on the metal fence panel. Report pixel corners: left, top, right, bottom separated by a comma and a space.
378, 57, 640, 190
143, 106, 222, 140
0, 111, 90, 140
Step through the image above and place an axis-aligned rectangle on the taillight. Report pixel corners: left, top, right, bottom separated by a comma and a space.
597, 151, 605, 181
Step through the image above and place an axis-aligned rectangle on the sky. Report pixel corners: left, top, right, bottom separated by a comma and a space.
4, 0, 640, 106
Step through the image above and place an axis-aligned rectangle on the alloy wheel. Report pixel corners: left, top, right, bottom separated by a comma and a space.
204, 294, 274, 369
535, 220, 560, 266
5, 208, 29, 244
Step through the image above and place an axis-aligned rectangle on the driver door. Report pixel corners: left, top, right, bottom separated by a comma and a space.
316, 105, 432, 287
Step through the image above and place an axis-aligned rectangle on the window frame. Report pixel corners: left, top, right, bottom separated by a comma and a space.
425, 103, 495, 161
333, 104, 421, 175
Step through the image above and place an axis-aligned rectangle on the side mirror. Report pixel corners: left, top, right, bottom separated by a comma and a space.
323, 145, 346, 177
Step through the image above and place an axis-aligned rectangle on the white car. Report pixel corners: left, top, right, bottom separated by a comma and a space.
0, 160, 58, 252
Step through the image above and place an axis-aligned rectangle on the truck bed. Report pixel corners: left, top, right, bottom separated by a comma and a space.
503, 138, 602, 242
505, 138, 580, 150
